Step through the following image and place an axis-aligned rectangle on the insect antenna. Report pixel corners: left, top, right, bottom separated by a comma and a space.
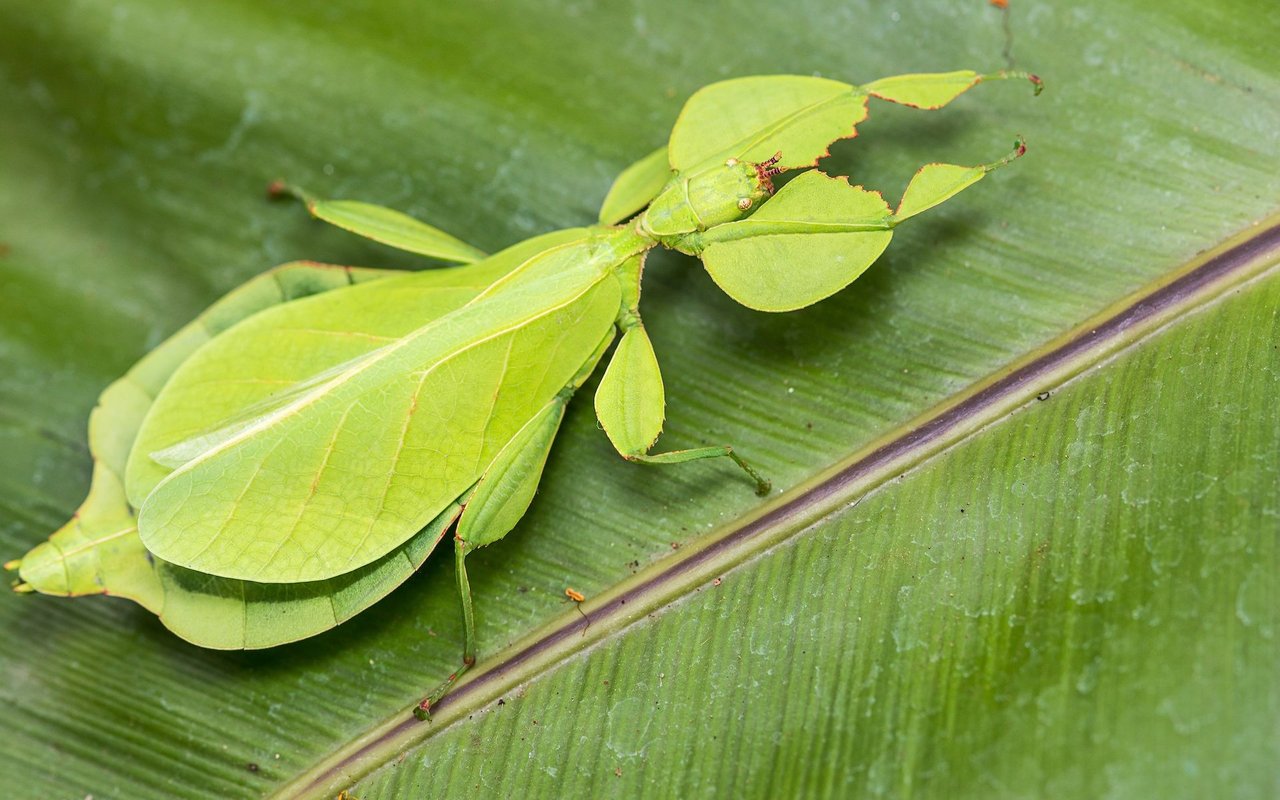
755, 151, 785, 192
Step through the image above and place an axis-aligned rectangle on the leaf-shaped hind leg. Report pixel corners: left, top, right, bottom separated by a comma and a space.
595, 323, 771, 496
413, 391, 581, 720
414, 328, 614, 718
269, 181, 488, 264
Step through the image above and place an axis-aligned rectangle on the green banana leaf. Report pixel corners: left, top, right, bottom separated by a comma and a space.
1, 1, 1275, 798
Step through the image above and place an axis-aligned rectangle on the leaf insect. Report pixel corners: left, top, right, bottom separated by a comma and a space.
8, 69, 1040, 718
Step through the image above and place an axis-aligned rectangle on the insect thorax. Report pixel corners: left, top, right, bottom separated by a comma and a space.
639, 158, 773, 245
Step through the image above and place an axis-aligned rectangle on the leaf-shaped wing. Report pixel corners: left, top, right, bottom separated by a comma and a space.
155, 500, 463, 649
696, 171, 894, 312
133, 234, 622, 584
125, 229, 587, 505
14, 261, 486, 648
18, 462, 464, 648
668, 76, 868, 173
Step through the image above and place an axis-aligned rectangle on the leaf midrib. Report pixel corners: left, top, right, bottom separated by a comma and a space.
275, 213, 1280, 798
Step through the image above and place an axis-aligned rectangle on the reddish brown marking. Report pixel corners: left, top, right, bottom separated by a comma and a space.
990, 0, 1009, 8
754, 151, 786, 193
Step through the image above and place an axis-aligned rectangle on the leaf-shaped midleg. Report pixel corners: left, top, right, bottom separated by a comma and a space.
269, 181, 488, 263
861, 69, 1042, 110
598, 146, 671, 225
595, 323, 770, 496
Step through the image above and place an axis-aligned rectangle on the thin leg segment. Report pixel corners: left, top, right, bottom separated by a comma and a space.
629, 446, 771, 496
414, 536, 478, 721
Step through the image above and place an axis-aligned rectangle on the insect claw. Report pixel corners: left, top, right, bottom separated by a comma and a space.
413, 699, 432, 721
266, 180, 311, 205
980, 136, 1028, 174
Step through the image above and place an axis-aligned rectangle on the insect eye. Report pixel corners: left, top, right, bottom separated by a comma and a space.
737, 197, 752, 210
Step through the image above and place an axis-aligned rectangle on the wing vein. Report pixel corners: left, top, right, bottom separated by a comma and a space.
343, 370, 432, 571
256, 402, 358, 578
474, 335, 517, 474
152, 264, 609, 494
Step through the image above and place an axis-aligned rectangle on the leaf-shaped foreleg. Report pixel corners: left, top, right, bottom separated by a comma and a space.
691, 139, 1028, 312
862, 69, 1042, 110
